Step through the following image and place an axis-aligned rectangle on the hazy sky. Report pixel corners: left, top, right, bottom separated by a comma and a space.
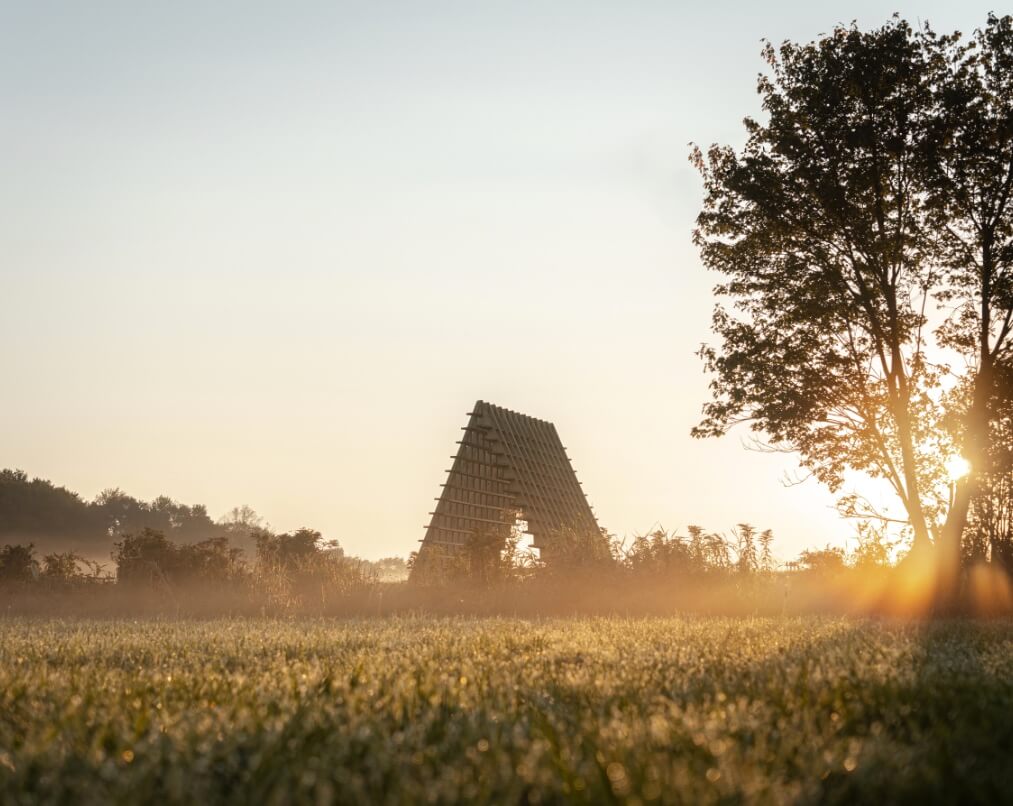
1, 1, 1000, 560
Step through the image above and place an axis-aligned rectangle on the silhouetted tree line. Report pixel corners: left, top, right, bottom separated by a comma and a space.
0, 469, 413, 614
410, 522, 894, 587
0, 543, 107, 587
0, 468, 259, 556
397, 523, 958, 617
0, 526, 384, 615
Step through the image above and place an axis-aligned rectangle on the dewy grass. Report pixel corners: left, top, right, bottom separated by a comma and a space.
1, 617, 1012, 804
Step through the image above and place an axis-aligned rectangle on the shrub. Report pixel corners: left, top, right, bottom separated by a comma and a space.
112, 528, 246, 586
0, 544, 38, 583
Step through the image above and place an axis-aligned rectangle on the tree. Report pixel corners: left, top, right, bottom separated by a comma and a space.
255, 528, 324, 569
112, 528, 246, 586
691, 16, 1013, 600
98, 490, 219, 543
794, 546, 848, 575
692, 18, 940, 546
0, 543, 39, 583
919, 15, 1013, 596
0, 470, 104, 551
112, 528, 180, 585
956, 364, 1013, 573
253, 529, 374, 608
40, 552, 86, 583
217, 505, 266, 555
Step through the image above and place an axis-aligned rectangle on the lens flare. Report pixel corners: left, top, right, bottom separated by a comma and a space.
945, 455, 971, 481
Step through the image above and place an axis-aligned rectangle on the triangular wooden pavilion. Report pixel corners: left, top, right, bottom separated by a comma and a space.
413, 400, 600, 572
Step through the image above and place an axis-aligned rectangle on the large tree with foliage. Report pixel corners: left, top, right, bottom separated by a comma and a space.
920, 15, 1013, 592
692, 15, 1013, 594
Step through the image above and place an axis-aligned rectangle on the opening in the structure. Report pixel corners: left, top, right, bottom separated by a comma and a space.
511, 516, 537, 558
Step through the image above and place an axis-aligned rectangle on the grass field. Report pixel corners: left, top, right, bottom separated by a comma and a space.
1, 617, 1012, 804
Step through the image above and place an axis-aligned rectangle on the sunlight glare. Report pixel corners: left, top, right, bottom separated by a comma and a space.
945, 455, 971, 481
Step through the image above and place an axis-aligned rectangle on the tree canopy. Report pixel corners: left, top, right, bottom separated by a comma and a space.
692, 15, 1013, 594
0, 468, 264, 557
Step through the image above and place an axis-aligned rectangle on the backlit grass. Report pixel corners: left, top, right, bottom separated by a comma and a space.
2, 617, 1012, 804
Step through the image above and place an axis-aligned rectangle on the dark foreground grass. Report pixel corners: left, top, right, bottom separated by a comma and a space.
1, 617, 1012, 805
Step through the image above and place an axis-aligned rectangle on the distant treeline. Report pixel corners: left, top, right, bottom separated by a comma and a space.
0, 468, 254, 556
0, 526, 382, 616
0, 468, 407, 580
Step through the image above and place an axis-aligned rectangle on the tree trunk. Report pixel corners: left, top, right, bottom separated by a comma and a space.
896, 412, 933, 549
936, 232, 998, 611
890, 357, 933, 549
935, 364, 993, 611
936, 475, 974, 610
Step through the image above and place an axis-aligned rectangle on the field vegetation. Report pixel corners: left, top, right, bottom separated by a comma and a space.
2, 617, 1011, 805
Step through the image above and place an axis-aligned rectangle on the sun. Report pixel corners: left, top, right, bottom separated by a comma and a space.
945, 455, 971, 482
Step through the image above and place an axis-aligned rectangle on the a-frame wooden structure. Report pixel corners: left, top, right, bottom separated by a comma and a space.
413, 400, 600, 572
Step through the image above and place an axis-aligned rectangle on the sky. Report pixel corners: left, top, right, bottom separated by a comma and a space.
0, 1, 1001, 561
